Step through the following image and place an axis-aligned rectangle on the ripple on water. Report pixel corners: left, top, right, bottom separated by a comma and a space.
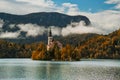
0, 59, 120, 80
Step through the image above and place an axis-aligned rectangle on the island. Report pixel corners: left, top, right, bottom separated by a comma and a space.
32, 28, 80, 61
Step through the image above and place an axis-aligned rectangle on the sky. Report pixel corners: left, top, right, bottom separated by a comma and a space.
0, 0, 119, 14
0, 0, 120, 38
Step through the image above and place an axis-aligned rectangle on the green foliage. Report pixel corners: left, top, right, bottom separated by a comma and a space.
0, 40, 38, 58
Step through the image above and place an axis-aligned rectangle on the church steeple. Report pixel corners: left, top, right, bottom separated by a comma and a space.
47, 27, 53, 50
47, 27, 62, 51
48, 27, 52, 37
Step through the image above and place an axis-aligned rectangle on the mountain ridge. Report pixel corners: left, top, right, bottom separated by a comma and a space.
0, 12, 90, 27
0, 12, 91, 43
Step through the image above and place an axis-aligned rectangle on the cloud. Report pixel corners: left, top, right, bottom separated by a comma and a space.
0, 23, 62, 38
0, 0, 57, 14
62, 3, 78, 8
85, 10, 120, 34
18, 24, 46, 37
105, 0, 120, 4
105, 0, 120, 9
61, 10, 120, 36
18, 24, 62, 37
0, 0, 80, 15
62, 3, 80, 15
15, 0, 55, 8
51, 26, 62, 36
0, 19, 4, 28
61, 24, 104, 36
9, 24, 15, 29
0, 19, 20, 39
0, 31, 20, 38
0, 0, 120, 37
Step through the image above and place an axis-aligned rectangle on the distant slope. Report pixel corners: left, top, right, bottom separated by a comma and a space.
78, 29, 120, 59
55, 33, 99, 46
0, 12, 91, 43
0, 29, 120, 59
0, 12, 90, 27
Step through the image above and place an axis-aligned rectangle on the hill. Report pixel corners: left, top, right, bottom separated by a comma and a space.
78, 29, 120, 59
55, 33, 99, 46
0, 12, 90, 27
0, 12, 91, 43
0, 29, 120, 59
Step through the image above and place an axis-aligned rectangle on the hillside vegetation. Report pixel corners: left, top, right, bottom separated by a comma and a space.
32, 29, 120, 60
0, 29, 120, 60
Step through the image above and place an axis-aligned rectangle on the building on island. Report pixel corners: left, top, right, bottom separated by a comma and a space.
47, 28, 62, 51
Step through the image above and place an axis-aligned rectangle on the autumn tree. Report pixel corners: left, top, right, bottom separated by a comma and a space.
32, 42, 47, 60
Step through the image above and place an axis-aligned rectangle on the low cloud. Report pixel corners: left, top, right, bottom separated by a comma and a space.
62, 10, 120, 36
0, 31, 20, 38
61, 22, 105, 36
0, 19, 4, 28
18, 24, 62, 37
9, 24, 15, 29
18, 24, 46, 37
51, 26, 62, 36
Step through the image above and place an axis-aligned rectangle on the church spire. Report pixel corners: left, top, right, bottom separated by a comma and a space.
48, 27, 52, 37
47, 27, 53, 50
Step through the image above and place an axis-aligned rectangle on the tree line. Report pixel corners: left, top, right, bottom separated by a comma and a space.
0, 29, 120, 60
32, 29, 120, 60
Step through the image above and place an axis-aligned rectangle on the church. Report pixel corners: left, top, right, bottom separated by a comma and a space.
47, 28, 62, 51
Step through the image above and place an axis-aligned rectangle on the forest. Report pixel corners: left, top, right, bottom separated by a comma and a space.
0, 29, 120, 60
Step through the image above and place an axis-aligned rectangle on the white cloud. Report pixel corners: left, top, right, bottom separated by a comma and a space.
105, 0, 120, 9
0, 19, 4, 28
18, 24, 62, 37
62, 25, 104, 36
0, 0, 57, 14
105, 0, 120, 4
62, 3, 80, 15
62, 3, 78, 8
61, 10, 120, 36
0, 31, 20, 38
0, 1, 80, 15
51, 26, 62, 36
0, 0, 120, 37
15, 0, 55, 8
86, 10, 120, 34
18, 24, 46, 37
9, 24, 15, 29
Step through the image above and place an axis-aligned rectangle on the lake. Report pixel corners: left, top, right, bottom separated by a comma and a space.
0, 59, 120, 80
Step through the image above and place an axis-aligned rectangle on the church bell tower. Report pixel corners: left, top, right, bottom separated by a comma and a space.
47, 27, 53, 50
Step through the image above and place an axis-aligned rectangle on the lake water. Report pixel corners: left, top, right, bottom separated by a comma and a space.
0, 59, 120, 80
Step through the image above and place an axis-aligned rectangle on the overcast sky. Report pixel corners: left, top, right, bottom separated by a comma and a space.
0, 0, 120, 37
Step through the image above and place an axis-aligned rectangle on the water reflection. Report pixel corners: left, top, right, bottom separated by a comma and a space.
0, 59, 119, 80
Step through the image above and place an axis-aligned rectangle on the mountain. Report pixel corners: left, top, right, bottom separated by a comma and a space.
0, 12, 90, 27
0, 12, 91, 43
